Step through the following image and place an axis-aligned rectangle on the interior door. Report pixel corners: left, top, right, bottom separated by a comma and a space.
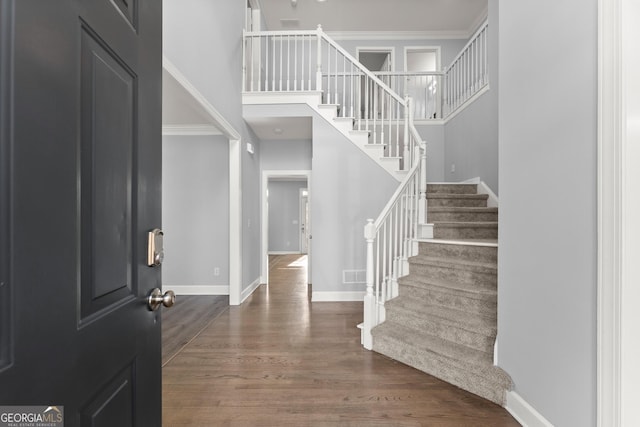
0, 0, 164, 425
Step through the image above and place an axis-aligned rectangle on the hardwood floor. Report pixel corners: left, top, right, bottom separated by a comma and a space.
162, 295, 229, 366
162, 255, 519, 426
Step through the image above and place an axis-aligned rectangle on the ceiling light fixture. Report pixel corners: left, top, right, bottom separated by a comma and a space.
290, 0, 297, 6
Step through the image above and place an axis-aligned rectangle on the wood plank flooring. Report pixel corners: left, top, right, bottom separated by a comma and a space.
162, 255, 519, 426
162, 295, 229, 366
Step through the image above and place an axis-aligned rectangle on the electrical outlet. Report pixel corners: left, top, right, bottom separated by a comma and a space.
214, 267, 220, 276
451, 163, 456, 173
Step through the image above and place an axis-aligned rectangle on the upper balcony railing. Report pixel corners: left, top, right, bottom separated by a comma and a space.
243, 25, 422, 170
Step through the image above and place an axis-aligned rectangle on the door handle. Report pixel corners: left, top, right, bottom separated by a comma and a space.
147, 288, 175, 311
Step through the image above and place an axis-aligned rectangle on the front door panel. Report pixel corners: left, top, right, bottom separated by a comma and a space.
0, 0, 162, 425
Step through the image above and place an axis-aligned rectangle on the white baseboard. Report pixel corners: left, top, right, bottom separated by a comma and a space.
268, 251, 302, 255
505, 391, 554, 427
169, 285, 229, 295
459, 177, 499, 208
240, 277, 262, 304
311, 291, 365, 302
478, 180, 499, 208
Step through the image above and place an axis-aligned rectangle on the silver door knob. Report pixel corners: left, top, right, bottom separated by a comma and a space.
147, 288, 175, 311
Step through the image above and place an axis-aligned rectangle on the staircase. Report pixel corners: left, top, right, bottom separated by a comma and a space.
371, 183, 512, 405
242, 24, 511, 407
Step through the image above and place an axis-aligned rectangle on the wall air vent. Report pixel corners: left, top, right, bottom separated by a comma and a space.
280, 19, 300, 28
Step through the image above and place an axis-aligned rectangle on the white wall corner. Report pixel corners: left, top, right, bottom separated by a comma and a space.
240, 277, 262, 304
311, 291, 365, 302
505, 392, 554, 427
478, 180, 499, 208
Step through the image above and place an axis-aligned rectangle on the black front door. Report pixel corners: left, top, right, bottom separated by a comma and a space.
0, 0, 163, 425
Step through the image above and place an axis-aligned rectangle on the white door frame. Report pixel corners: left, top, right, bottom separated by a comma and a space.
261, 170, 311, 285
299, 188, 309, 254
356, 46, 396, 72
597, 0, 640, 424
403, 46, 442, 72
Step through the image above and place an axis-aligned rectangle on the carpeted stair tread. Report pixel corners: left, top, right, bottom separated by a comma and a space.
398, 278, 497, 319
426, 184, 478, 194
410, 255, 497, 275
429, 206, 498, 213
398, 275, 497, 300
372, 322, 512, 405
432, 221, 498, 228
427, 194, 488, 200
426, 195, 489, 208
385, 298, 496, 353
385, 296, 496, 336
418, 241, 497, 263
372, 321, 491, 367
428, 206, 498, 222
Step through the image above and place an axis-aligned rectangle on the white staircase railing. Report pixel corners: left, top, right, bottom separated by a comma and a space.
362, 112, 426, 350
376, 72, 444, 120
443, 20, 489, 116
243, 26, 418, 170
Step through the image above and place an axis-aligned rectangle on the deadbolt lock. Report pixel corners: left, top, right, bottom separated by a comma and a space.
147, 228, 164, 267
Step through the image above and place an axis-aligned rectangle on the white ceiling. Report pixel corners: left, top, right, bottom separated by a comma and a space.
256, 0, 488, 36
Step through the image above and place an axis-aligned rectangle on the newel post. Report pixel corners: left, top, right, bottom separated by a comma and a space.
403, 97, 411, 170
419, 142, 428, 224
363, 218, 376, 350
316, 25, 323, 92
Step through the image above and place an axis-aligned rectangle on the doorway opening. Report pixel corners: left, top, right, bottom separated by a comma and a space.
261, 170, 311, 286
404, 46, 441, 119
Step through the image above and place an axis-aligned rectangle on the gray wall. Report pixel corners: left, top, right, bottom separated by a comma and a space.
162, 135, 229, 288
414, 124, 445, 182
311, 110, 398, 294
268, 181, 307, 253
443, 0, 499, 193
497, 1, 597, 425
245, 102, 397, 294
163, 0, 263, 290
261, 139, 312, 171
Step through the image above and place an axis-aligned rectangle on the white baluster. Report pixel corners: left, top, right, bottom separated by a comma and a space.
272, 37, 276, 91
286, 35, 290, 91
419, 142, 427, 225
316, 26, 322, 92
242, 32, 247, 92
403, 97, 410, 170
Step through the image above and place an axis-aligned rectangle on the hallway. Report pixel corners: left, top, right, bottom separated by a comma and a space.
162, 255, 518, 425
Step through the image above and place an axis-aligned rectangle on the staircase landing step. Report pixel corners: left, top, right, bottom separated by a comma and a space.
372, 322, 512, 405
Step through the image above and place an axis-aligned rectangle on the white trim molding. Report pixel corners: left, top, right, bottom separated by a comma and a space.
261, 170, 312, 286
169, 285, 230, 295
162, 124, 222, 136
311, 291, 366, 302
240, 277, 262, 304
163, 56, 241, 140
505, 392, 554, 427
326, 30, 469, 41
598, 0, 640, 425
